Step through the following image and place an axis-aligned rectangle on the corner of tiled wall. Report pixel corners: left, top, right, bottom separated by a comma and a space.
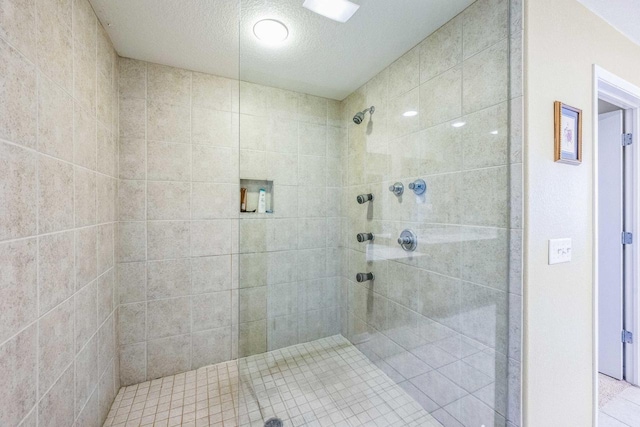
0, 0, 120, 425
507, 0, 524, 425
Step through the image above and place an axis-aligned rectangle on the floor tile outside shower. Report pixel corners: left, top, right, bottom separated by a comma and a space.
103, 336, 440, 427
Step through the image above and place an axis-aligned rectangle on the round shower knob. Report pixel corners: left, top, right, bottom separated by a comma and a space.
397, 229, 417, 252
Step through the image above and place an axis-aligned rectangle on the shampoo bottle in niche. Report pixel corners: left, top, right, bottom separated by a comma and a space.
258, 188, 266, 213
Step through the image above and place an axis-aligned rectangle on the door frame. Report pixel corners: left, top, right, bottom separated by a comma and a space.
593, 65, 640, 423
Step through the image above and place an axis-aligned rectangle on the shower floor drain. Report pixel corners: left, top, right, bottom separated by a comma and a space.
264, 417, 283, 427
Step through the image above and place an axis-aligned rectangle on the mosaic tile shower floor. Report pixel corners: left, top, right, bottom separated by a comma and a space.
103, 336, 441, 427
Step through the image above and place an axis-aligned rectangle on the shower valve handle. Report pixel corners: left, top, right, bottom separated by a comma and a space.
356, 272, 374, 282
389, 182, 404, 196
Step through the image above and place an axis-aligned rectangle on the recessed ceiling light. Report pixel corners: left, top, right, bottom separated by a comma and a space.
403, 110, 418, 117
490, 130, 499, 135
451, 121, 466, 128
303, 0, 360, 23
253, 19, 289, 44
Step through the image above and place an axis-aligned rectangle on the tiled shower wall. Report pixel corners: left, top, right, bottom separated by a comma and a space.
0, 0, 119, 425
340, 0, 522, 425
116, 60, 343, 385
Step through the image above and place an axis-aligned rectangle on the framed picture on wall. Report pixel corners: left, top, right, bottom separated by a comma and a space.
554, 101, 583, 164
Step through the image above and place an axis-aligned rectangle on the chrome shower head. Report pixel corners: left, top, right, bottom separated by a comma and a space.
353, 106, 375, 124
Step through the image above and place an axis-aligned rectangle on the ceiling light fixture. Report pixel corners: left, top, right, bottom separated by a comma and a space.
490, 130, 499, 135
303, 0, 360, 23
253, 19, 289, 44
451, 121, 466, 128
403, 110, 418, 117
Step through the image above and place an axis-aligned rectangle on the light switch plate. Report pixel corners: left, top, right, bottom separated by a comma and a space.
549, 238, 572, 264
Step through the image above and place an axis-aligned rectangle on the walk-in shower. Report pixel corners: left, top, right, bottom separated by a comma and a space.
11, 0, 525, 426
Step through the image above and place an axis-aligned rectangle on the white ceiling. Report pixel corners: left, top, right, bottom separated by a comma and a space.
577, 0, 640, 47
88, 0, 472, 100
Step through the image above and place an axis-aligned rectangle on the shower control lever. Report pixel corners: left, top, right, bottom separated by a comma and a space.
356, 233, 374, 243
356, 193, 374, 204
397, 229, 418, 252
356, 272, 375, 282
408, 179, 427, 195
389, 182, 404, 196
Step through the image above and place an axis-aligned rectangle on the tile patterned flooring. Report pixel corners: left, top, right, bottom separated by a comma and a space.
600, 385, 640, 427
103, 336, 442, 427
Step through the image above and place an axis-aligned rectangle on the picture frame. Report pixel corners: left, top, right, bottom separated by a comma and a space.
554, 101, 583, 164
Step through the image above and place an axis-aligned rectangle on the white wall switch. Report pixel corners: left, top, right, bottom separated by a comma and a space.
549, 238, 572, 264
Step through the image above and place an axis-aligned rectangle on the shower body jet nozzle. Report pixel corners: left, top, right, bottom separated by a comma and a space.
353, 106, 375, 124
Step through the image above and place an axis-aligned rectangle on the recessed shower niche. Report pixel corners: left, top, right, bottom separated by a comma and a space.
240, 178, 274, 213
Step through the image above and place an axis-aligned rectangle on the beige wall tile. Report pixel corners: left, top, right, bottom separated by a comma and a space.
192, 72, 235, 112
117, 262, 146, 304
97, 125, 116, 177
462, 0, 508, 59
146, 335, 190, 380
38, 75, 73, 161
147, 181, 190, 220
38, 363, 74, 427
191, 255, 231, 294
0, 324, 37, 426
462, 39, 508, 114
147, 63, 190, 105
419, 16, 462, 84
388, 47, 419, 99
118, 302, 145, 345
147, 259, 190, 300
38, 155, 73, 233
119, 98, 145, 139
75, 334, 97, 418
118, 138, 145, 180
192, 145, 238, 183
191, 182, 238, 219
118, 180, 145, 221
147, 220, 189, 260
96, 174, 116, 223
0, 30, 36, 149
74, 167, 96, 227
75, 279, 97, 354
0, 141, 37, 240
75, 226, 97, 288
119, 342, 146, 386
97, 271, 113, 324
119, 58, 146, 99
97, 313, 115, 373
73, 104, 96, 170
419, 65, 462, 129
147, 101, 190, 143
192, 292, 231, 332
191, 220, 231, 257
191, 327, 231, 368
117, 222, 146, 262
147, 141, 190, 181
147, 297, 190, 340
39, 297, 74, 395
192, 107, 235, 146
73, 7, 97, 115
97, 223, 114, 274
0, 0, 37, 62
38, 230, 74, 314
36, 0, 72, 92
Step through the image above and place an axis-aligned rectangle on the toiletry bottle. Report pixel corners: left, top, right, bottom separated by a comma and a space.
258, 188, 266, 214
240, 188, 247, 212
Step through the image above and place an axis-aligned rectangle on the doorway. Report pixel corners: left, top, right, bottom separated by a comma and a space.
595, 66, 640, 425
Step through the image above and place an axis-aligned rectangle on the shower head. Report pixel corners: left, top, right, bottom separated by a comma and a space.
353, 106, 375, 124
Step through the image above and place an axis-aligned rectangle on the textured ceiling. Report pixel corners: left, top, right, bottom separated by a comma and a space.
88, 0, 472, 100
577, 0, 640, 46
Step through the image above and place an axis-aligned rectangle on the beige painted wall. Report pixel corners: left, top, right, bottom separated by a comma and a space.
525, 0, 640, 424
